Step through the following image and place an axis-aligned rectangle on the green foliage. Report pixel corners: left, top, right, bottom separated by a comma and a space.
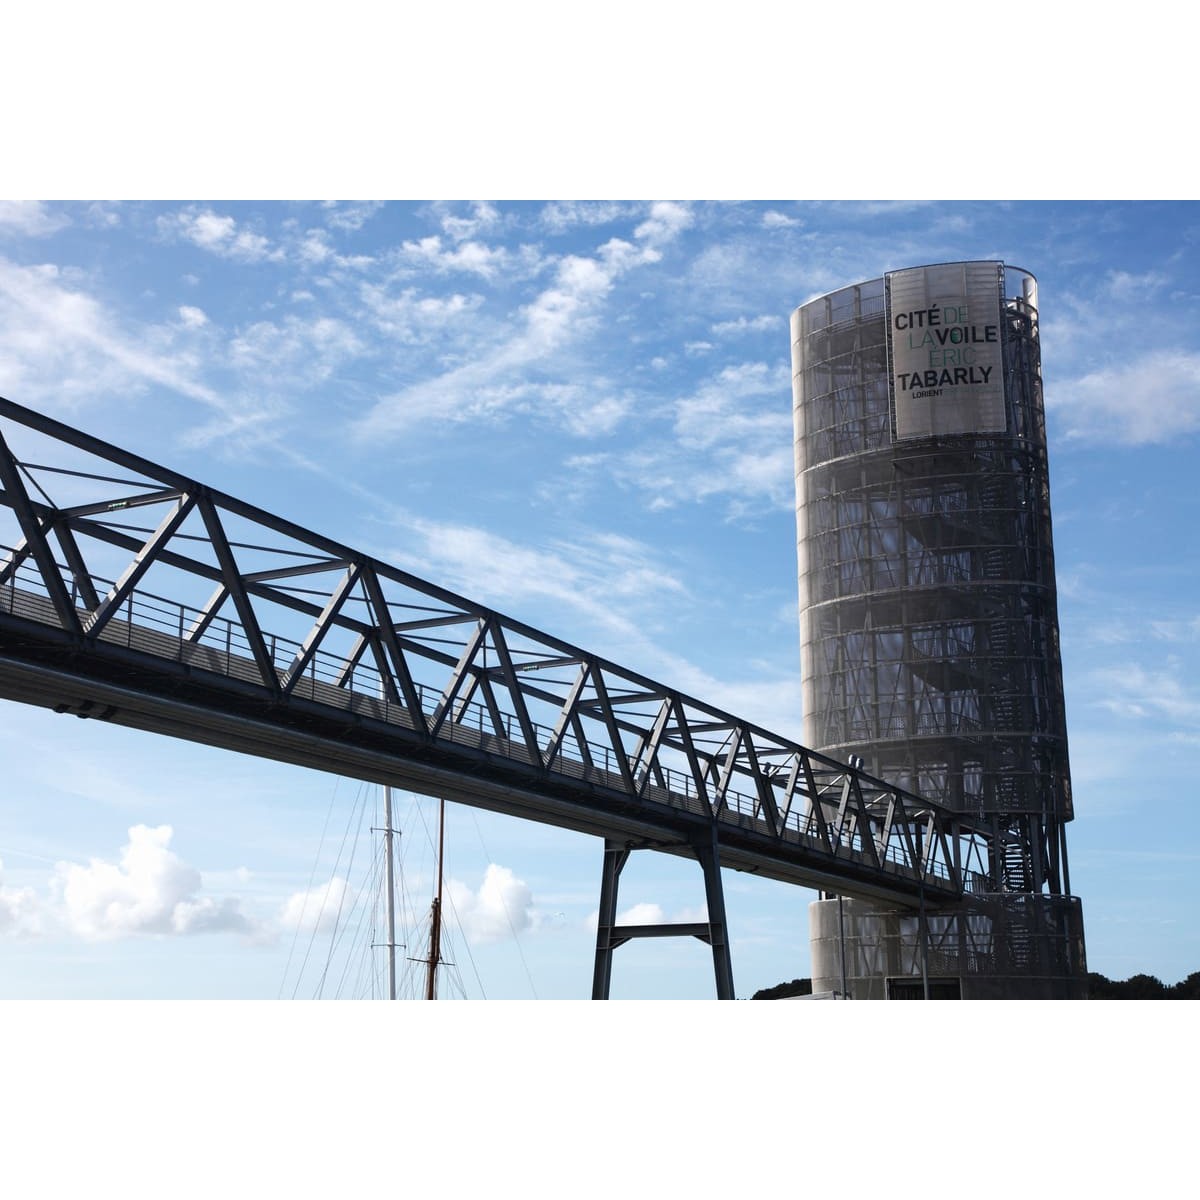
1087, 970, 1200, 998
751, 978, 813, 999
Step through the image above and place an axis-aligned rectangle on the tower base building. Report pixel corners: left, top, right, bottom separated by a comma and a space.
791, 262, 1087, 999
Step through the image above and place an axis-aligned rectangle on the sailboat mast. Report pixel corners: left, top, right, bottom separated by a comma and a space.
384, 785, 397, 1001
424, 796, 445, 1000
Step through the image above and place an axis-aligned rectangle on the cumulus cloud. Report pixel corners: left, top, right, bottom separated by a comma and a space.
51, 825, 253, 940
229, 314, 364, 383
1049, 350, 1200, 444
438, 201, 501, 242
393, 234, 513, 280
585, 901, 708, 932
157, 206, 282, 263
0, 200, 69, 238
634, 201, 694, 246
359, 283, 481, 342
178, 304, 208, 328
0, 860, 41, 936
279, 876, 357, 936
446, 864, 533, 944
761, 210, 800, 229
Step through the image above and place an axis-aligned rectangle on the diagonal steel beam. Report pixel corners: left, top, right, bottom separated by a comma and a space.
429, 619, 487, 738
280, 565, 361, 696
741, 733, 782, 837
195, 493, 278, 690
543, 662, 591, 768
0, 432, 82, 636
86, 495, 196, 638
359, 565, 428, 733
589, 666, 637, 795
487, 620, 544, 768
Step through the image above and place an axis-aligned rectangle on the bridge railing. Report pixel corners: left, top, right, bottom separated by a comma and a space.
2, 548, 966, 889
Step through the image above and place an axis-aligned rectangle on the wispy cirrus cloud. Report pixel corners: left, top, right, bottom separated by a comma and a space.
608, 360, 794, 516
1087, 661, 1200, 729
1048, 350, 1200, 444
540, 201, 636, 232
0, 256, 224, 412
711, 314, 782, 336
355, 203, 694, 440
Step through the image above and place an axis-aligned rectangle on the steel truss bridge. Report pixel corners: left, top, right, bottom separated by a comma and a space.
0, 397, 998, 998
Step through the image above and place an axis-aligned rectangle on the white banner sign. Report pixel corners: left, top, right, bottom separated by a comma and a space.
887, 263, 1006, 440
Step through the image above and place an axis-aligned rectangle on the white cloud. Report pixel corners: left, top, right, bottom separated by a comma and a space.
1087, 662, 1200, 729
384, 515, 687, 650
321, 200, 385, 232
584, 901, 710, 932
359, 283, 481, 342
617, 901, 665, 925
395, 234, 512, 280
230, 314, 364, 382
51, 825, 252, 941
279, 876, 357, 936
540, 201, 634, 232
357, 216, 687, 440
761, 210, 800, 229
0, 201, 69, 237
0, 859, 41, 936
634, 201, 694, 246
0, 256, 226, 411
1105, 269, 1169, 301
178, 304, 208, 328
1049, 350, 1200, 444
711, 315, 782, 335
438, 201, 500, 242
1150, 616, 1200, 643
157, 206, 282, 263
446, 863, 533, 944
608, 361, 794, 516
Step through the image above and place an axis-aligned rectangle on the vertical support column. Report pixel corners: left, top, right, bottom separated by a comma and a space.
692, 826, 735, 1001
591, 840, 629, 1000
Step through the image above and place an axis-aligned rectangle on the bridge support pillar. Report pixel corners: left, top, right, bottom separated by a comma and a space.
590, 830, 735, 1000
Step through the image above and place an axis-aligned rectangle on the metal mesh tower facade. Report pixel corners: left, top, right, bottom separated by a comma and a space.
791, 262, 1086, 998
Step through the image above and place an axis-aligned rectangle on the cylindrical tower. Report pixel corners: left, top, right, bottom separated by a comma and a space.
791, 262, 1086, 999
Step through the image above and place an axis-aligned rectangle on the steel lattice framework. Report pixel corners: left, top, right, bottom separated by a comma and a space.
0, 397, 997, 955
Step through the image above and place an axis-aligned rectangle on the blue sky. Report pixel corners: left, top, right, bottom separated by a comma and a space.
1, 199, 1198, 1000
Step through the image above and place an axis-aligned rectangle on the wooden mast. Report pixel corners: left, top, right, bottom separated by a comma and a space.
424, 797, 445, 1000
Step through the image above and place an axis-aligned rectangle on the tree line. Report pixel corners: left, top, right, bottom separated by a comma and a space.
750, 973, 1200, 999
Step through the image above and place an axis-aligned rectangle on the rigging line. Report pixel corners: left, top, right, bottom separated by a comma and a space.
467, 808, 536, 1000
278, 774, 344, 999
292, 776, 366, 999
316, 781, 372, 999
334, 835, 383, 1000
